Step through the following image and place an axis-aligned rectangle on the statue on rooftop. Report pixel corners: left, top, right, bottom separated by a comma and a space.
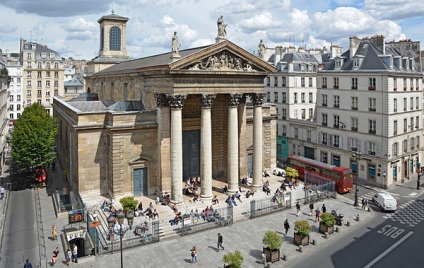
217, 15, 227, 38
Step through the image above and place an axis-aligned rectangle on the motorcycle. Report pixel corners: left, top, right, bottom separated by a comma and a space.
331, 210, 344, 226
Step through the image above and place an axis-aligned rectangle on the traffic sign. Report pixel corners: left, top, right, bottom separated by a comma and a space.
416, 169, 421, 174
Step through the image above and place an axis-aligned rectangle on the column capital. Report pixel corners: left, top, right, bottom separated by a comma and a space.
154, 93, 169, 108
251, 93, 265, 106
228, 93, 243, 107
169, 94, 187, 109
200, 94, 216, 108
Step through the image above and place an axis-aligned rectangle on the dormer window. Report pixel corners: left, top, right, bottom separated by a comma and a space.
50, 53, 55, 60
335, 58, 341, 68
41, 53, 46, 59
31, 44, 36, 50
353, 58, 360, 68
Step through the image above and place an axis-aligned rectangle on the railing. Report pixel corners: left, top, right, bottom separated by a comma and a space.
250, 192, 292, 219
180, 206, 233, 236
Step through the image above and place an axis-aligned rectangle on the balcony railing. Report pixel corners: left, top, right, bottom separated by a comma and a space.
351, 107, 358, 110
351, 147, 357, 152
369, 129, 376, 134
351, 86, 357, 90
322, 103, 327, 107
334, 104, 339, 108
333, 124, 339, 128
322, 122, 327, 126
333, 85, 339, 89
322, 141, 327, 145
322, 85, 327, 88
369, 108, 376, 112
368, 151, 376, 155
368, 86, 375, 90
351, 127, 358, 131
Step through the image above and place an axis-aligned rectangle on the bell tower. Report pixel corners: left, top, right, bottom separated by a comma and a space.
97, 10, 130, 59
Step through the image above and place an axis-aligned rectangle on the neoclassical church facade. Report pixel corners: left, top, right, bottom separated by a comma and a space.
53, 14, 277, 203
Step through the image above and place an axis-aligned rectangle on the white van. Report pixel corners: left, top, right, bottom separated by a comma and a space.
372, 193, 398, 212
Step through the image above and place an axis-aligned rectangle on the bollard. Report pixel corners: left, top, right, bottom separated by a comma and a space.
298, 246, 303, 252
335, 227, 339, 233
346, 221, 350, 227
324, 232, 328, 239
356, 214, 360, 221
368, 206, 372, 212
311, 239, 315, 245
283, 255, 288, 261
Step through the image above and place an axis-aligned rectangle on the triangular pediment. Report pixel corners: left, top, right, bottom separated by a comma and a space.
170, 40, 275, 73
128, 154, 151, 165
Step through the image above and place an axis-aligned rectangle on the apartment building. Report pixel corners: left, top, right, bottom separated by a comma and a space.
20, 39, 64, 115
0, 58, 10, 172
3, 56, 23, 124
291, 36, 422, 188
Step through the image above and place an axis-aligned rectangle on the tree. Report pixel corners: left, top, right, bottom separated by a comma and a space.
285, 167, 299, 180
9, 103, 58, 169
222, 250, 244, 268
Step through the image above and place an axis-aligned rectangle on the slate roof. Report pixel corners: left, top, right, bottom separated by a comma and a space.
64, 78, 83, 87
106, 101, 145, 111
93, 45, 212, 76
66, 100, 115, 112
322, 40, 419, 72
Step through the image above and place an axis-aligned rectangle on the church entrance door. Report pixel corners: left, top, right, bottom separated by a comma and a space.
183, 130, 200, 180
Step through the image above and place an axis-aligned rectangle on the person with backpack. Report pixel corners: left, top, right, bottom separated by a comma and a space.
284, 219, 290, 235
309, 202, 314, 216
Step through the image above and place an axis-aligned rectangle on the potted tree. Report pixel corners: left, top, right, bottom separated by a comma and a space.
319, 212, 336, 234
294, 220, 311, 246
285, 167, 299, 183
222, 250, 244, 268
262, 231, 282, 263
119, 196, 138, 215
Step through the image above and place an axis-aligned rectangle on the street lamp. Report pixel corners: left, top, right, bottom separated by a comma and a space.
352, 151, 362, 207
119, 224, 129, 268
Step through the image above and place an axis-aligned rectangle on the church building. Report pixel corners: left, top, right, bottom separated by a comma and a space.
53, 14, 277, 203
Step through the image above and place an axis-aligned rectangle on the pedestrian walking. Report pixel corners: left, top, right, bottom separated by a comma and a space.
24, 259, 32, 268
72, 244, 78, 263
284, 219, 290, 235
190, 246, 198, 264
315, 208, 321, 222
217, 233, 224, 251
365, 198, 369, 210
296, 202, 301, 217
309, 202, 314, 216
322, 204, 326, 213
51, 225, 58, 241
66, 248, 72, 266
51, 247, 59, 266
361, 198, 366, 210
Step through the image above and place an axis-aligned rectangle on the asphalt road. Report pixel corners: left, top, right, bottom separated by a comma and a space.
287, 184, 424, 268
0, 189, 39, 267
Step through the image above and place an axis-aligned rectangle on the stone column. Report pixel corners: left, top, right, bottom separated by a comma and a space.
252, 93, 265, 190
200, 94, 216, 200
228, 94, 242, 193
155, 93, 171, 193
169, 94, 187, 204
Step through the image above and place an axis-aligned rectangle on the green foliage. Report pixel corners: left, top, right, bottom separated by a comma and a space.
262, 231, 283, 251
10, 103, 58, 169
320, 212, 336, 227
294, 220, 311, 237
222, 250, 244, 268
285, 167, 299, 179
119, 196, 138, 211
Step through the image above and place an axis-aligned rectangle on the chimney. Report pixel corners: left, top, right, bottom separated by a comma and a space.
369, 35, 385, 54
349, 36, 361, 58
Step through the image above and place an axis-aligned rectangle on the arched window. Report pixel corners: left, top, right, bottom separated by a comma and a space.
109, 26, 121, 51
100, 27, 104, 51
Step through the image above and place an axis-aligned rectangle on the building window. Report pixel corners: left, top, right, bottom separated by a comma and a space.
27, 62, 32, 68
274, 92, 278, 103
301, 93, 305, 103
282, 92, 286, 103
307, 130, 311, 142
274, 77, 278, 87
282, 125, 287, 136
37, 100, 41, 105
282, 77, 286, 87
17, 104, 21, 111
27, 53, 32, 60
351, 77, 358, 89
309, 108, 313, 119
394, 78, 397, 90
46, 62, 51, 69
410, 97, 413, 110
351, 117, 358, 131
54, 72, 59, 78
9, 114, 13, 119
294, 109, 298, 119
416, 116, 419, 129
322, 133, 327, 145
404, 118, 407, 132
393, 120, 397, 135
37, 62, 42, 69
37, 81, 42, 88
37, 71, 42, 78
46, 71, 50, 78
54, 62, 59, 69
333, 95, 340, 108
9, 95, 13, 102
266, 92, 270, 102
322, 94, 327, 106
369, 120, 376, 134
416, 97, 419, 110
17, 95, 21, 101
54, 81, 58, 87
282, 109, 287, 120
322, 77, 327, 88
46, 80, 50, 87
351, 97, 358, 110
266, 77, 270, 86
27, 71, 32, 78
321, 151, 328, 163
403, 139, 408, 152
416, 136, 420, 148
309, 93, 313, 103
392, 142, 399, 156
294, 93, 298, 103
368, 141, 376, 155
301, 109, 306, 119
394, 98, 397, 112
309, 77, 313, 87
351, 138, 359, 151
334, 135, 340, 148
369, 77, 376, 90
9, 104, 13, 111
333, 115, 340, 128
333, 77, 339, 89
301, 78, 305, 87
322, 114, 328, 126
109, 26, 122, 51
369, 98, 376, 112
294, 128, 299, 138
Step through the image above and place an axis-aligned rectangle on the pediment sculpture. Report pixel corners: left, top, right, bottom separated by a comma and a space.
188, 51, 256, 72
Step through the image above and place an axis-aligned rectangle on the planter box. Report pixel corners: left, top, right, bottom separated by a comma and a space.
319, 222, 334, 234
293, 232, 309, 246
263, 247, 280, 263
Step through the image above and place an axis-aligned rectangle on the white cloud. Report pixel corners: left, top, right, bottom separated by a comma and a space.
239, 11, 282, 32
364, 0, 424, 20
63, 18, 97, 32
288, 9, 311, 32
313, 7, 405, 41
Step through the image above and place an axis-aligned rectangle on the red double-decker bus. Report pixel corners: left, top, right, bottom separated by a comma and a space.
287, 155, 353, 194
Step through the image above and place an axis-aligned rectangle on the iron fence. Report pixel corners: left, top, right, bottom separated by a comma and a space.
250, 192, 292, 219
180, 205, 233, 236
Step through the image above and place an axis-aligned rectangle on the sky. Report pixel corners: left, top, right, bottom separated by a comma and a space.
0, 0, 423, 60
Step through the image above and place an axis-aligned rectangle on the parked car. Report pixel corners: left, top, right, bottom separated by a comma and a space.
372, 192, 397, 212
35, 168, 46, 184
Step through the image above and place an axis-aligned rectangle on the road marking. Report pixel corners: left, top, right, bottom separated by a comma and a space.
364, 231, 413, 268
409, 192, 417, 196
